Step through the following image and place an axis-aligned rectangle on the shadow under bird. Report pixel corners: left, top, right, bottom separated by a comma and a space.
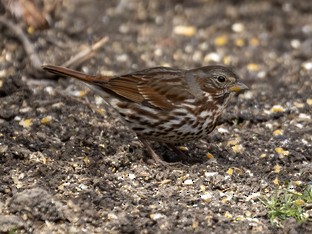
42, 64, 248, 165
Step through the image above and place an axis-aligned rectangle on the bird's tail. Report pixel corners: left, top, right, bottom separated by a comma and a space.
42, 65, 110, 83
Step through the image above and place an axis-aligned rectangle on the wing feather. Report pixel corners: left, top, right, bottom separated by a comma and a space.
107, 77, 143, 102
105, 67, 193, 110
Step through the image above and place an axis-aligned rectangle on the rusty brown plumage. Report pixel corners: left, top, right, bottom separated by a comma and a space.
42, 64, 248, 165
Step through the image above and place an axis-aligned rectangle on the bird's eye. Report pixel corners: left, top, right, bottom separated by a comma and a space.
217, 75, 226, 83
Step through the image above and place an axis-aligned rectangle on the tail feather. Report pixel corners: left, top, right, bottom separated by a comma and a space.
42, 65, 109, 83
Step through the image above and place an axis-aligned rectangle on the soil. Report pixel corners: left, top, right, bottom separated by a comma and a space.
0, 0, 311, 233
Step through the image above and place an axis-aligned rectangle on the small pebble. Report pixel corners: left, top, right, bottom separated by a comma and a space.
270, 105, 285, 113
302, 24, 312, 34
204, 52, 221, 63
231, 144, 244, 153
70, 90, 88, 97
235, 216, 244, 221
257, 71, 267, 78
83, 157, 90, 165
302, 61, 312, 70
154, 48, 163, 57
184, 44, 193, 53
206, 153, 214, 159
160, 179, 172, 185
293, 101, 305, 108
183, 179, 193, 185
290, 39, 301, 49
41, 116, 52, 124
298, 113, 310, 120
27, 26, 35, 34
201, 193, 212, 202
227, 138, 240, 146
77, 184, 88, 191
295, 123, 303, 129
218, 127, 229, 133
245, 192, 261, 201
275, 147, 289, 157
150, 213, 164, 220
173, 25, 196, 36
119, 24, 129, 34
224, 211, 233, 219
128, 173, 136, 180
242, 91, 253, 99
107, 213, 118, 220
234, 38, 245, 47
223, 55, 232, 65
0, 70, 7, 78
52, 102, 64, 109
178, 146, 189, 151
232, 23, 245, 33
226, 168, 234, 175
205, 172, 218, 177
44, 86, 55, 96
199, 42, 209, 50
192, 220, 199, 229
273, 164, 281, 173
245, 211, 252, 217
214, 35, 228, 46
249, 38, 260, 46
19, 107, 32, 113
273, 177, 279, 185
95, 108, 105, 115
5, 52, 13, 62
116, 54, 128, 62
19, 119, 32, 128
247, 63, 260, 72
192, 51, 202, 62
14, 116, 22, 121
95, 95, 104, 105
273, 129, 283, 136
0, 145, 8, 153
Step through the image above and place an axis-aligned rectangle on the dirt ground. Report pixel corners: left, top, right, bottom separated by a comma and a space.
0, 0, 311, 233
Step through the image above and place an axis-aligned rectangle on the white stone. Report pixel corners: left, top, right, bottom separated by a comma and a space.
232, 23, 245, 33
183, 179, 193, 185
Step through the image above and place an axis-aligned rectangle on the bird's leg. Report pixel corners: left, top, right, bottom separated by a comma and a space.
139, 138, 164, 163
165, 143, 189, 161
139, 138, 182, 166
166, 143, 205, 164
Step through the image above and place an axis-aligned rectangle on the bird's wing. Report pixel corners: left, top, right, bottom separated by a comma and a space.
42, 65, 194, 110
106, 67, 194, 110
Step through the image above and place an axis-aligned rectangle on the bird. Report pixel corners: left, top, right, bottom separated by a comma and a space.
42, 64, 248, 165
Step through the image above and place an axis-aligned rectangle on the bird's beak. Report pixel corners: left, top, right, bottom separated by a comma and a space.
229, 82, 249, 92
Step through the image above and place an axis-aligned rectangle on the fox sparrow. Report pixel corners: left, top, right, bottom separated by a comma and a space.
42, 65, 248, 165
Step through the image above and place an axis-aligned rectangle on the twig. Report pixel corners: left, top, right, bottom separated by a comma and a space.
0, 15, 42, 69
61, 36, 109, 69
